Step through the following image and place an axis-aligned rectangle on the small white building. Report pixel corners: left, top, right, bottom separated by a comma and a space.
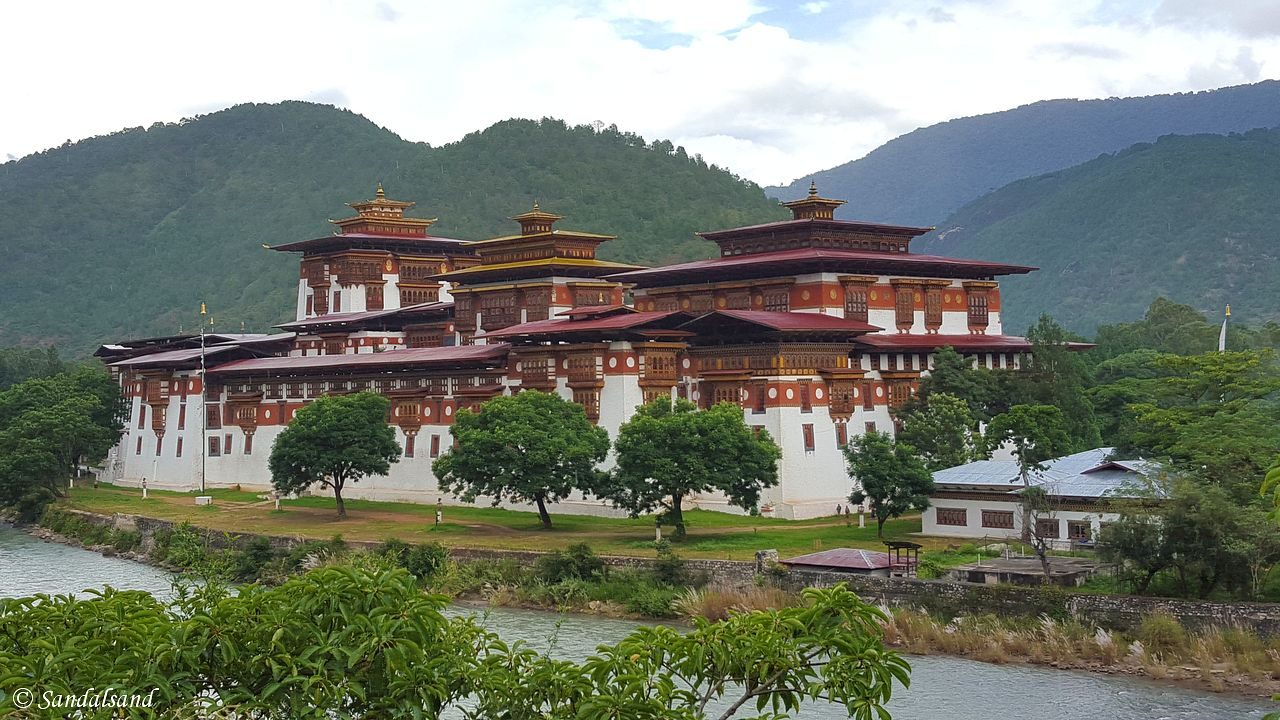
921, 448, 1156, 548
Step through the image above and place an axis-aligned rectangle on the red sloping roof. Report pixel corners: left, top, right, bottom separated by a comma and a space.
679, 310, 881, 334
697, 216, 933, 240
269, 233, 472, 252
484, 311, 688, 339
608, 247, 1036, 283
556, 305, 635, 318
110, 345, 242, 368
276, 302, 453, 331
855, 334, 1033, 352
781, 548, 892, 571
209, 344, 510, 376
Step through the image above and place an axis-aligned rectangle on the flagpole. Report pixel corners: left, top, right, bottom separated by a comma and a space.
199, 302, 208, 495
1218, 304, 1230, 353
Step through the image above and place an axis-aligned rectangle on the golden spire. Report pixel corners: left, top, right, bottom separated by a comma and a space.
375, 183, 386, 199
200, 302, 207, 316
532, 199, 540, 211
808, 180, 818, 197
1225, 304, 1232, 317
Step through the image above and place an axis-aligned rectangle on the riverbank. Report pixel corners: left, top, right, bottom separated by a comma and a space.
21, 510, 1280, 702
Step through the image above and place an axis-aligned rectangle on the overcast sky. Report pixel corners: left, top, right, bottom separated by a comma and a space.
3, 0, 1279, 185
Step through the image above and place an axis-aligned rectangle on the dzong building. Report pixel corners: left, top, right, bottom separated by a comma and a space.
97, 184, 1035, 519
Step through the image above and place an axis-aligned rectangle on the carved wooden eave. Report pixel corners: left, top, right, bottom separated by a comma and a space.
878, 370, 922, 380
818, 367, 867, 380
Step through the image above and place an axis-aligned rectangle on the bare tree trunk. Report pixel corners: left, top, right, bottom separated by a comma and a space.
670, 492, 686, 540
332, 478, 346, 519
535, 495, 553, 530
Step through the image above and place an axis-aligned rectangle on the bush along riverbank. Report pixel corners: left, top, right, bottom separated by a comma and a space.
27, 508, 1280, 700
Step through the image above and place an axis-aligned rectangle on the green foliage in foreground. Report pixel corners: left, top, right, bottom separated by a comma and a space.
0, 565, 909, 719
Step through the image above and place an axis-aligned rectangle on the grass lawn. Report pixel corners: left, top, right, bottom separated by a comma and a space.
60, 484, 948, 561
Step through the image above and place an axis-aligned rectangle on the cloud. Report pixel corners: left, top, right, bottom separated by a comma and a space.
3, 0, 1280, 186
1155, 0, 1280, 38
801, 2, 829, 15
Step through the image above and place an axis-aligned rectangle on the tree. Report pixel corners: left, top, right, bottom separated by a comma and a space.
608, 399, 780, 539
1263, 455, 1280, 521
268, 392, 401, 518
895, 392, 983, 471
1019, 486, 1060, 580
432, 390, 610, 530
911, 346, 998, 421
845, 432, 934, 539
0, 369, 123, 520
1022, 314, 1102, 450
0, 565, 912, 719
985, 405, 1073, 475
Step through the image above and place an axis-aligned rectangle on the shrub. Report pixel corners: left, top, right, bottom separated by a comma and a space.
1138, 614, 1188, 659
235, 537, 275, 581
537, 543, 606, 584
165, 523, 208, 569
652, 541, 687, 586
110, 530, 141, 553
625, 585, 679, 617
404, 543, 449, 580
377, 537, 411, 565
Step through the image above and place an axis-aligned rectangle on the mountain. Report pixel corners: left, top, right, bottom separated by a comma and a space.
0, 103, 784, 354
768, 81, 1280, 227
914, 129, 1280, 334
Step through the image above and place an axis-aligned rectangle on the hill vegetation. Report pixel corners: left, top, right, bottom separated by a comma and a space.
768, 81, 1280, 227
915, 130, 1280, 334
0, 102, 783, 354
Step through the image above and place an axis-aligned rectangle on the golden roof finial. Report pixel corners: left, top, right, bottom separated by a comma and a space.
532, 199, 540, 211
1225, 304, 1232, 317
375, 183, 386, 199
200, 302, 207, 316
808, 180, 818, 197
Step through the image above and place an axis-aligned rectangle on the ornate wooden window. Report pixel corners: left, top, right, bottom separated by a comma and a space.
205, 404, 222, 429
1068, 521, 1092, 540
567, 354, 600, 383
835, 422, 848, 448
865, 421, 877, 434
573, 287, 612, 307
313, 291, 329, 316
223, 434, 232, 455
137, 405, 146, 429
654, 296, 679, 312
799, 381, 812, 413
155, 436, 163, 456
982, 510, 1014, 529
176, 437, 184, 458
642, 352, 677, 382
887, 381, 913, 409
367, 284, 384, 311
763, 290, 790, 313
709, 383, 741, 408
844, 287, 868, 322
400, 287, 440, 306
925, 287, 943, 328
802, 423, 815, 452
642, 388, 670, 405
1035, 518, 1060, 539
894, 287, 915, 328
861, 382, 874, 410
207, 436, 220, 457
403, 433, 415, 458
753, 381, 767, 413
936, 508, 968, 526
968, 292, 989, 329
572, 389, 601, 422
244, 433, 254, 456
430, 435, 441, 458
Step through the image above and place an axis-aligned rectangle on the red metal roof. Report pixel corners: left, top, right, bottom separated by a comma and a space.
697, 217, 933, 241
855, 334, 1033, 352
269, 233, 472, 253
209, 344, 510, 376
682, 310, 881, 334
556, 304, 635, 318
781, 548, 894, 571
484, 311, 689, 339
276, 302, 453, 331
608, 247, 1036, 285
110, 345, 243, 368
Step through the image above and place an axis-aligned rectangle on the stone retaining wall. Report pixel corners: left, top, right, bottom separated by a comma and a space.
55, 510, 1280, 636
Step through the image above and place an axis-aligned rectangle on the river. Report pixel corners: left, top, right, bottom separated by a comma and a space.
0, 524, 1271, 719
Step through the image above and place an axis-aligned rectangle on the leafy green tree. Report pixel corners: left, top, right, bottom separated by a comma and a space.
1263, 455, 1280, 521
845, 431, 934, 539
0, 369, 123, 520
268, 392, 401, 518
895, 392, 983, 471
912, 346, 998, 421
0, 346, 69, 389
985, 405, 1073, 480
1021, 314, 1102, 450
433, 390, 610, 530
0, 564, 911, 719
609, 399, 780, 539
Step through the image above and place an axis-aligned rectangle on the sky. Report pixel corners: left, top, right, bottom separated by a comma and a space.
3, 0, 1280, 186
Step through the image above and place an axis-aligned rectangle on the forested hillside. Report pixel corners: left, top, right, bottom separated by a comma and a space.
768, 81, 1280, 227
0, 102, 783, 354
915, 130, 1280, 334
